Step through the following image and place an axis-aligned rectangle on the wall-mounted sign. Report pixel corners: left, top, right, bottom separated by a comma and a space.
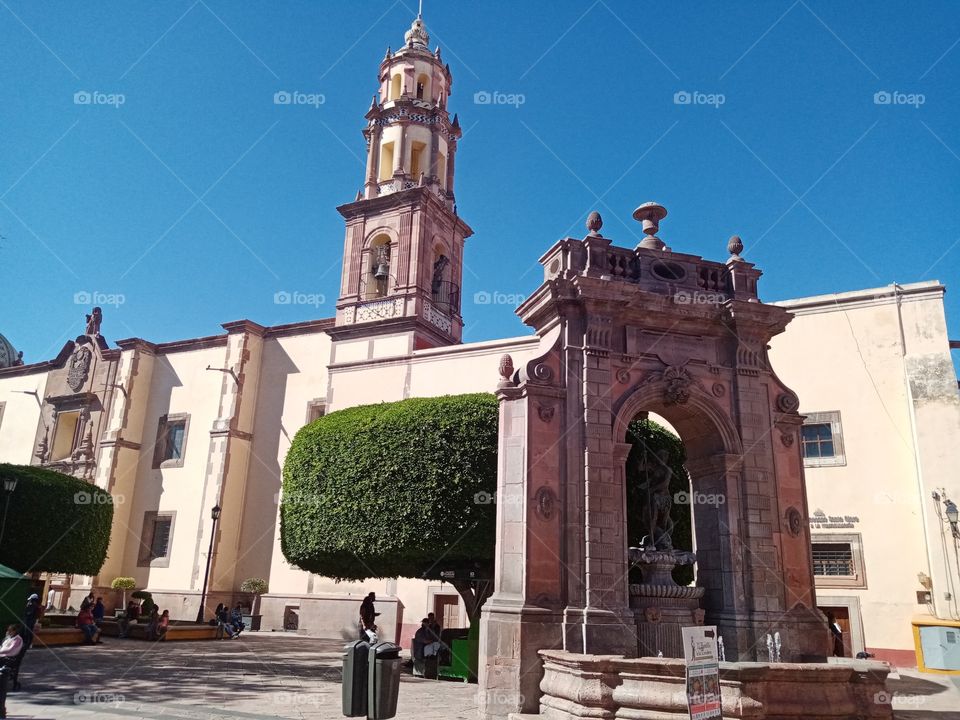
809, 509, 860, 529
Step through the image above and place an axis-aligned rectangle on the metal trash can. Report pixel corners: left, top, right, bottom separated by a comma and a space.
367, 641, 402, 720
342, 639, 369, 717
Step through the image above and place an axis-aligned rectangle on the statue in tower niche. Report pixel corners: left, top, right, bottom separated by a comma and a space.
634, 448, 675, 550
85, 307, 102, 337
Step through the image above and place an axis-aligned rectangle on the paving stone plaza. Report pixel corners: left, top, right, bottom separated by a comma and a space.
2, 635, 959, 720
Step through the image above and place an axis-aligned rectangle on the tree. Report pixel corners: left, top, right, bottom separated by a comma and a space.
0, 464, 113, 575
625, 419, 693, 585
240, 577, 268, 615
281, 394, 498, 628
111, 577, 136, 607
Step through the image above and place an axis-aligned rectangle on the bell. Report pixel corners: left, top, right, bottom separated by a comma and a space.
373, 260, 389, 280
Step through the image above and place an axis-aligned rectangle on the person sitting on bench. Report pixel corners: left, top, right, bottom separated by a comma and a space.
1, 623, 27, 693
76, 602, 101, 644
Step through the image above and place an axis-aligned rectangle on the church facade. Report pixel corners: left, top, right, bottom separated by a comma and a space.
1, 13, 958, 667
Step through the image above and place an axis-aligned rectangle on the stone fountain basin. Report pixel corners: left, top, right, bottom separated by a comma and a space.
537, 650, 893, 720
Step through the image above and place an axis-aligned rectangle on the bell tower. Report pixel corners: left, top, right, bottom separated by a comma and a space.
332, 11, 472, 349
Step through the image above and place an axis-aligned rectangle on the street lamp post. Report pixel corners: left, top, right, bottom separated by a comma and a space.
945, 500, 959, 539
195, 504, 222, 623
0, 476, 18, 546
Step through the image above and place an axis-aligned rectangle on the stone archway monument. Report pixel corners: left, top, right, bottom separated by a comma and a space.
479, 205, 830, 718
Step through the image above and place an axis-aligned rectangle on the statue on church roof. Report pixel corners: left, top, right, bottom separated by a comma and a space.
85, 307, 102, 337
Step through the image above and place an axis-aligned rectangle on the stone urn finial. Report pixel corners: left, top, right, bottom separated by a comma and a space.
586, 211, 603, 237
632, 202, 667, 251
498, 354, 514, 388
727, 235, 744, 261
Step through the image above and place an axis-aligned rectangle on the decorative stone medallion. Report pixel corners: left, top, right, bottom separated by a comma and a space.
785, 506, 804, 537
67, 346, 92, 392
534, 486, 557, 521
615, 367, 631, 385
711, 382, 725, 397
643, 606, 662, 623
780, 432, 795, 448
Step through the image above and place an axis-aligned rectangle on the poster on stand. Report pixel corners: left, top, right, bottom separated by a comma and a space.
681, 625, 722, 720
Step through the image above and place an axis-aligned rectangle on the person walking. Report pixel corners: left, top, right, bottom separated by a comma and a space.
359, 592, 378, 641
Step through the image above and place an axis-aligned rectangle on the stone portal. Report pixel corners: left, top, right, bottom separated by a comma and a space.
479, 206, 826, 718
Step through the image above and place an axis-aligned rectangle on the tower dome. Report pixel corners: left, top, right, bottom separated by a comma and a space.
0, 333, 20, 369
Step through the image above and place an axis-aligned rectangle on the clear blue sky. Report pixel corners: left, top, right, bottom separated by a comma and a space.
2, 1, 958, 365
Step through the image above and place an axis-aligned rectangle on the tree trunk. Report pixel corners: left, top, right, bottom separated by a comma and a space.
450, 578, 493, 631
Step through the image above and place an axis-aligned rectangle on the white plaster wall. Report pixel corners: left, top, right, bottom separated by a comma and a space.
770, 283, 955, 652
122, 345, 228, 593
0, 370, 48, 464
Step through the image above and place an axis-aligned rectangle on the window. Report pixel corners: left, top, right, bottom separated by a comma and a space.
390, 74, 402, 100
410, 141, 426, 179
51, 410, 82, 461
306, 400, 326, 424
153, 414, 190, 468
379, 142, 395, 182
416, 73, 430, 101
801, 411, 845, 467
811, 533, 866, 588
138, 511, 176, 567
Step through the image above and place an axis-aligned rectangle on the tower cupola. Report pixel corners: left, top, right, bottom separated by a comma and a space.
332, 11, 472, 350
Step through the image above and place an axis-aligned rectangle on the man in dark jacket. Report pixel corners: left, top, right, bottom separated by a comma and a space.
359, 593, 378, 640
21, 594, 42, 649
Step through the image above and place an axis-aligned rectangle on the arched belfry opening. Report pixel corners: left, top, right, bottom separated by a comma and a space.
479, 205, 827, 719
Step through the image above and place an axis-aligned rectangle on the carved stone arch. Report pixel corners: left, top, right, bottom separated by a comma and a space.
612, 380, 743, 459
363, 226, 398, 249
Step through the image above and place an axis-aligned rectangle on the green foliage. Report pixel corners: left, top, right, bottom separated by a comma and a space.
625, 420, 693, 586
110, 577, 136, 591
240, 577, 268, 595
281, 394, 499, 582
0, 464, 113, 575
132, 590, 156, 615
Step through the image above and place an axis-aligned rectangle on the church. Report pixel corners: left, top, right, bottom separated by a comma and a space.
0, 12, 958, 668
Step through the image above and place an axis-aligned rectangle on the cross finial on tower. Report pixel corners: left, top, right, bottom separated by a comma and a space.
418, 0, 423, 18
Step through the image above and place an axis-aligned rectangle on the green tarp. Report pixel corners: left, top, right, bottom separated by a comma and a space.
0, 563, 30, 628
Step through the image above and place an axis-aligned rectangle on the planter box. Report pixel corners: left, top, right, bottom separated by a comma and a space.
241, 614, 262, 631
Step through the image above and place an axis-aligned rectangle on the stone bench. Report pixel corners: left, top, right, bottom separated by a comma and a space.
98, 620, 219, 641
33, 627, 88, 647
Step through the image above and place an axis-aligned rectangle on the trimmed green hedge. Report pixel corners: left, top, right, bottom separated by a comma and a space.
281, 394, 499, 581
0, 464, 113, 575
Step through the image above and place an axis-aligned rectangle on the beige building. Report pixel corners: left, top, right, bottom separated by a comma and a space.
770, 281, 960, 666
1, 14, 958, 668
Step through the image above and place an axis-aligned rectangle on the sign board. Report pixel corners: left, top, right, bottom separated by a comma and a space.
681, 625, 722, 720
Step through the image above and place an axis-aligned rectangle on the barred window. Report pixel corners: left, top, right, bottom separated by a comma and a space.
811, 533, 866, 589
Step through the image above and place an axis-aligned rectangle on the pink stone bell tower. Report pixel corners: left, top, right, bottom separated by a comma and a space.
332, 11, 472, 349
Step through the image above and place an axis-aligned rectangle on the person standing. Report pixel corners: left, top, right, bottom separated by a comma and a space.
45, 588, 55, 612
21, 594, 42, 649
825, 611, 844, 657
